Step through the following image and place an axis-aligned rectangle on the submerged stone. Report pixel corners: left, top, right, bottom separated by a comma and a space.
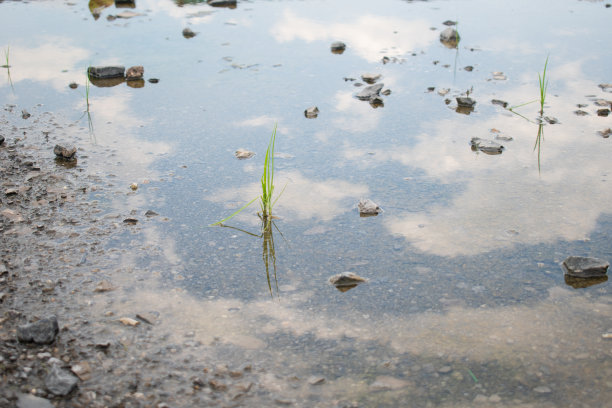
208, 0, 237, 8
87, 66, 125, 79
491, 99, 508, 108
16, 394, 55, 408
562, 256, 609, 278
17, 316, 59, 345
470, 137, 504, 155
182, 28, 197, 38
358, 198, 382, 216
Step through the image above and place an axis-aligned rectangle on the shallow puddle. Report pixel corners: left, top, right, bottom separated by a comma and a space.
1, 0, 611, 406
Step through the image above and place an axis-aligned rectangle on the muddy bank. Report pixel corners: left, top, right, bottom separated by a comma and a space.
0, 107, 267, 407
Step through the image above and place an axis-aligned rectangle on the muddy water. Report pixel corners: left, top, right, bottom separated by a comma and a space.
1, 0, 611, 406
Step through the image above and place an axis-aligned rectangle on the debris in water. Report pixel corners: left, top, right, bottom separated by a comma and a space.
182, 27, 197, 38
235, 149, 255, 159
330, 41, 346, 54
304, 106, 319, 118
470, 137, 504, 155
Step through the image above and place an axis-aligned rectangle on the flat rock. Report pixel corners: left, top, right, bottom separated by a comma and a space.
53, 144, 77, 160
370, 376, 409, 391
304, 106, 319, 118
16, 394, 55, 408
361, 73, 381, 84
470, 137, 503, 155
235, 149, 255, 159
456, 97, 476, 108
71, 361, 92, 381
355, 83, 383, 101
120, 317, 140, 326
330, 41, 346, 53
126, 65, 144, 80
329, 272, 367, 287
208, 0, 237, 7
45, 364, 78, 396
17, 316, 59, 344
87, 66, 125, 79
94, 280, 114, 292
561, 256, 609, 278
358, 198, 382, 216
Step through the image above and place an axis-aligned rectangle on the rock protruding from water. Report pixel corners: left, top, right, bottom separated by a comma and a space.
470, 138, 504, 155
439, 27, 460, 48
562, 256, 609, 278
17, 316, 59, 345
304, 106, 319, 118
361, 73, 381, 84
356, 83, 384, 101
53, 144, 77, 161
87, 66, 125, 79
182, 28, 197, 38
358, 198, 382, 216
45, 364, 78, 396
329, 272, 367, 292
208, 0, 237, 8
126, 65, 144, 80
330, 41, 346, 54
235, 149, 255, 160
456, 97, 476, 108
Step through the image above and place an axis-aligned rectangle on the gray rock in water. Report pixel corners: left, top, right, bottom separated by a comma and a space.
53, 144, 77, 160
87, 66, 125, 79
562, 256, 609, 278
126, 65, 144, 80
304, 106, 319, 118
16, 394, 55, 408
470, 138, 504, 155
235, 149, 255, 159
329, 272, 367, 288
17, 316, 59, 345
330, 41, 346, 53
22, 109, 31, 119
457, 97, 476, 108
361, 73, 381, 84
45, 364, 78, 396
0, 135, 5, 144
355, 83, 384, 101
358, 198, 382, 216
182, 27, 197, 38
439, 27, 460, 48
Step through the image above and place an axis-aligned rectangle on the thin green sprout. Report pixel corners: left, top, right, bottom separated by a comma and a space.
538, 56, 549, 115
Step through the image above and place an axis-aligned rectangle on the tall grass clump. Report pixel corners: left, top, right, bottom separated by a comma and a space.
212, 123, 284, 228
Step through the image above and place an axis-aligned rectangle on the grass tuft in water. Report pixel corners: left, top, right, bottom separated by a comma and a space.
2, 46, 9, 68
538, 55, 549, 115
211, 123, 285, 228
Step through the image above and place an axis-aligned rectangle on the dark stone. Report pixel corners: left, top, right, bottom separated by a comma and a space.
17, 316, 59, 345
207, 0, 237, 8
22, 110, 31, 119
355, 83, 384, 101
182, 28, 197, 38
123, 218, 138, 225
145, 210, 159, 217
148, 78, 159, 84
16, 394, 55, 408
464, 66, 474, 72
597, 108, 610, 117
330, 41, 346, 54
562, 256, 609, 278
68, 82, 78, 89
544, 116, 559, 124
442, 20, 457, 26
53, 144, 77, 160
456, 97, 476, 108
45, 364, 78, 396
0, 135, 4, 145
491, 99, 508, 108
126, 66, 144, 80
87, 66, 125, 79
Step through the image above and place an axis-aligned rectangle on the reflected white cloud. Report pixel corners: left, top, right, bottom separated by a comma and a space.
342, 60, 612, 256
207, 170, 369, 224
271, 10, 437, 62
332, 90, 383, 133
3, 39, 90, 91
